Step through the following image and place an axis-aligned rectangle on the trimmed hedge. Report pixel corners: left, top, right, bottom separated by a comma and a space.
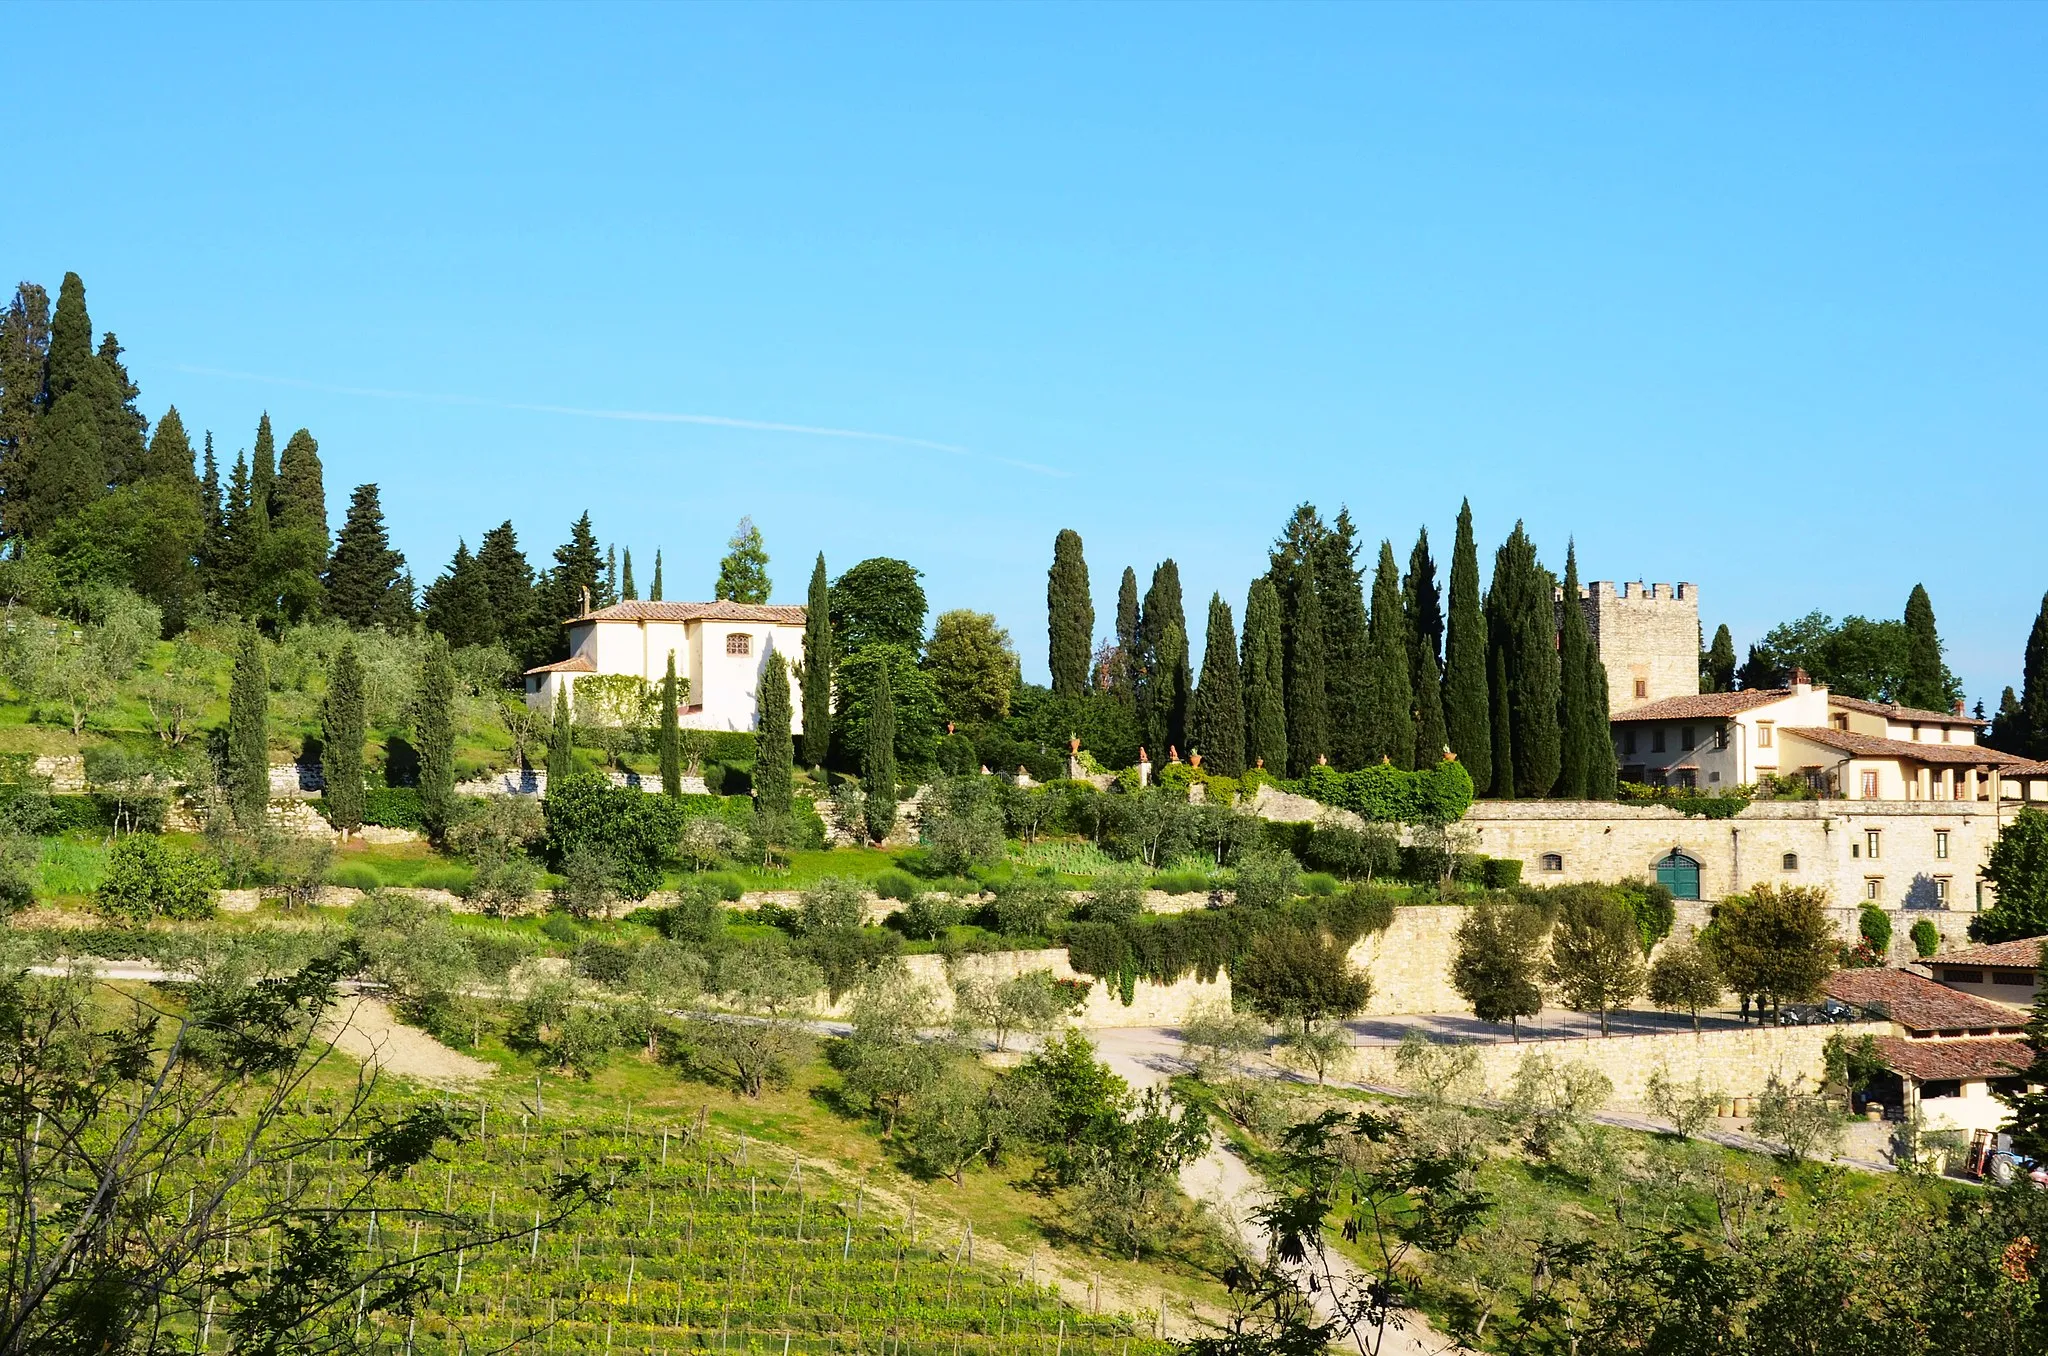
1298, 758, 1475, 824
363, 787, 425, 829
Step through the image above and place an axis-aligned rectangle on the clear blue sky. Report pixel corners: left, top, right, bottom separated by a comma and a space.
5, 2, 2044, 701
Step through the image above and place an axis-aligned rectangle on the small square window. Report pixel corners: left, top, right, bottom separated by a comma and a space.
1782, 852, 1799, 871
1715, 726, 1730, 751
1541, 853, 1564, 872
1757, 722, 1773, 749
1860, 770, 1879, 799
1935, 876, 1951, 902
1935, 830, 1949, 860
1622, 729, 1637, 755
725, 633, 752, 656
1674, 769, 1697, 790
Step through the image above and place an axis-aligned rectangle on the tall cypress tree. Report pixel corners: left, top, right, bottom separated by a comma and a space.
2021, 591, 2048, 760
1139, 561, 1187, 751
93, 333, 146, 484
200, 433, 220, 529
272, 428, 327, 536
1316, 511, 1369, 768
1414, 643, 1448, 765
604, 545, 618, 608
1900, 584, 1951, 712
1488, 645, 1515, 799
213, 452, 260, 614
1362, 540, 1415, 768
1192, 593, 1244, 775
227, 627, 270, 828
322, 641, 367, 837
660, 652, 683, 795
1150, 621, 1192, 758
423, 542, 491, 648
1404, 527, 1444, 671
139, 405, 197, 488
43, 274, 103, 414
621, 548, 637, 601
862, 661, 897, 843
1583, 644, 1618, 800
25, 391, 104, 534
1443, 500, 1491, 791
1555, 542, 1594, 799
799, 553, 835, 768
1047, 528, 1094, 698
1488, 523, 1562, 798
1242, 578, 1288, 775
416, 635, 456, 841
1113, 567, 1141, 702
650, 549, 663, 601
546, 687, 574, 787
756, 652, 795, 815
1701, 624, 1737, 693
0, 283, 52, 543
1285, 575, 1329, 776
326, 484, 408, 629
249, 414, 276, 524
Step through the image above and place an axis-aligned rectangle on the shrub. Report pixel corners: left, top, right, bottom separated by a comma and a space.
1229, 850, 1298, 911
894, 893, 967, 941
539, 912, 580, 946
1147, 870, 1211, 896
1297, 758, 1476, 824
543, 774, 685, 899
700, 871, 746, 902
1910, 918, 1939, 958
875, 869, 923, 902
94, 836, 221, 921
411, 864, 474, 893
328, 862, 382, 891
1298, 872, 1339, 898
1481, 857, 1524, 890
1302, 822, 1401, 880
1858, 903, 1893, 959
361, 787, 425, 829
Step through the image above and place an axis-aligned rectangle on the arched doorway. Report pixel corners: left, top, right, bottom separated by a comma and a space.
1656, 850, 1701, 900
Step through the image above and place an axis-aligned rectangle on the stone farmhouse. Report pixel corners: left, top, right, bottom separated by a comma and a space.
523, 600, 806, 734
1824, 967, 2031, 1137
1924, 937, 2043, 1009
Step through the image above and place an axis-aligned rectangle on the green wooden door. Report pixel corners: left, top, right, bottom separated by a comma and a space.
1656, 851, 1701, 900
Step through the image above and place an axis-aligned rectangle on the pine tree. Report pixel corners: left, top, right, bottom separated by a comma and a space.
1363, 540, 1414, 769
755, 651, 794, 815
660, 653, 683, 796
322, 641, 367, 837
227, 627, 270, 827
1488, 523, 1562, 798
477, 521, 536, 652
1414, 643, 1448, 765
1242, 578, 1288, 775
2021, 592, 2048, 760
1285, 574, 1329, 776
92, 333, 147, 484
1900, 584, 1951, 712
799, 554, 835, 767
1149, 621, 1191, 758
1192, 593, 1244, 775
1316, 511, 1369, 768
25, 391, 104, 534
1702, 624, 1737, 692
0, 282, 52, 543
546, 687, 574, 787
650, 549, 664, 602
1555, 542, 1594, 799
862, 661, 897, 842
621, 548, 636, 601
1443, 500, 1491, 791
326, 484, 408, 629
536, 513, 606, 648
249, 415, 276, 524
1489, 644, 1515, 798
1404, 527, 1444, 671
200, 434, 220, 529
415, 635, 456, 840
423, 542, 492, 648
213, 452, 260, 614
715, 516, 772, 604
1113, 567, 1141, 702
1047, 528, 1094, 698
139, 404, 197, 488
1990, 687, 2027, 755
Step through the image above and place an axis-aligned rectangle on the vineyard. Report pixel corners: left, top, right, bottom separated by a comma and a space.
205, 1101, 1179, 1356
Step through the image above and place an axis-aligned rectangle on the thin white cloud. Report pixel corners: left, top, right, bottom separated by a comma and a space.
167, 363, 1070, 478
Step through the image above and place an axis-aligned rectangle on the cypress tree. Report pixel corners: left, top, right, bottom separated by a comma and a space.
227, 627, 270, 827
1900, 584, 1950, 712
326, 484, 408, 629
25, 391, 104, 534
1489, 645, 1515, 799
1149, 620, 1191, 758
139, 404, 197, 488
1404, 527, 1444, 671
477, 521, 535, 652
1555, 542, 1594, 799
1488, 523, 1562, 798
1414, 642, 1448, 765
1047, 528, 1094, 698
250, 416, 277, 523
1702, 624, 1737, 693
200, 433, 220, 529
0, 283, 51, 543
1363, 540, 1414, 769
621, 548, 637, 601
1316, 511, 1369, 768
274, 428, 327, 536
93, 333, 147, 484
650, 549, 663, 601
214, 452, 260, 614
43, 274, 100, 410
660, 652, 683, 795
1113, 567, 1140, 701
1192, 593, 1244, 775
322, 641, 367, 837
1583, 644, 1618, 799
862, 661, 897, 842
415, 635, 456, 840
604, 544, 618, 607
1140, 561, 1187, 749
800, 553, 835, 767
1285, 575, 1329, 776
1242, 578, 1288, 775
1443, 500, 1491, 791
756, 651, 794, 815
423, 542, 491, 648
2021, 592, 2048, 760
546, 687, 574, 787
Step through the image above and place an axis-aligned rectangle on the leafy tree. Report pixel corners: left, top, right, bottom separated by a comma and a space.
543, 774, 685, 899
273, 427, 328, 536
1074, 1084, 1210, 1258
321, 641, 367, 836
926, 609, 1017, 725
694, 943, 822, 1096
755, 651, 794, 815
659, 651, 683, 795
1746, 610, 1923, 703
1452, 899, 1546, 1037
834, 643, 940, 771
448, 795, 544, 916
714, 514, 771, 603
1232, 927, 1371, 1034
919, 775, 1005, 873
799, 552, 834, 766
1017, 1029, 1132, 1183
1240, 577, 1288, 773
1363, 539, 1414, 769
94, 835, 220, 920
1972, 807, 2048, 942
210, 451, 261, 613
602, 543, 617, 607
1646, 937, 1724, 1032
837, 972, 950, 1136
1315, 511, 1369, 768
1555, 542, 1596, 798
1583, 640, 1618, 799
1284, 571, 1329, 776
2001, 944, 2048, 1161
1192, 592, 1245, 775
1047, 528, 1093, 697
1900, 583, 1954, 712
1859, 902, 1894, 959
1546, 889, 1646, 1035
546, 685, 574, 786
226, 626, 270, 827
324, 483, 409, 628
1701, 622, 1737, 692
831, 556, 927, 655
1709, 883, 1836, 1018
415, 634, 456, 840
862, 658, 898, 842
1990, 685, 2030, 756
1443, 498, 1491, 791
1112, 565, 1140, 699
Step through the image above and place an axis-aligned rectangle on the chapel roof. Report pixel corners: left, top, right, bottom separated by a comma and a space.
566, 601, 807, 625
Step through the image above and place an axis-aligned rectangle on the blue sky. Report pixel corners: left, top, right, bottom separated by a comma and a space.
5, 2, 2044, 700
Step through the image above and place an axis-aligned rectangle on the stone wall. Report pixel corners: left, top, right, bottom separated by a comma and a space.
1348, 906, 1468, 1014
814, 947, 1232, 1028
1577, 580, 1699, 712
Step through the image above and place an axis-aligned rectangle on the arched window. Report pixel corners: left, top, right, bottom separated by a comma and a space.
1541, 853, 1564, 873
1655, 850, 1702, 901
1782, 852, 1799, 871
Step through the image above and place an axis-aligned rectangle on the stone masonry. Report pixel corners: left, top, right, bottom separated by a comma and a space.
1574, 580, 1699, 712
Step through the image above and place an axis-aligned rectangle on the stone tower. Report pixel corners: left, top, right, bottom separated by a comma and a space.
1575, 581, 1699, 712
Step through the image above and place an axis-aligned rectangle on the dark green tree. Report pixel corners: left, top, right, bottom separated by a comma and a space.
1192, 593, 1244, 775
531, 513, 605, 661
199, 433, 220, 531
659, 652, 683, 796
1112, 566, 1140, 700
0, 282, 51, 542
862, 660, 898, 842
755, 652, 795, 815
1241, 578, 1288, 774
1452, 900, 1547, 1038
415, 635, 456, 841
423, 542, 491, 648
715, 515, 771, 604
1990, 685, 2029, 757
1487, 522, 1561, 798
93, 332, 147, 484
1488, 644, 1515, 798
25, 391, 103, 534
1900, 584, 1953, 712
799, 553, 835, 767
2024, 596, 2048, 760
138, 404, 197, 490
477, 520, 536, 653
1971, 808, 2048, 944
649, 548, 663, 601
602, 544, 617, 608
1583, 643, 1619, 799
1403, 526, 1444, 672
1285, 572, 1329, 776
325, 484, 408, 629
831, 557, 927, 655
226, 627, 269, 827
1413, 642, 1448, 766
1443, 499, 1491, 791
321, 641, 367, 836
2001, 926, 2048, 1161
620, 547, 636, 600
1362, 539, 1413, 769
211, 452, 260, 613
1047, 528, 1094, 698
1315, 511, 1369, 768
249, 414, 276, 525
1555, 542, 1595, 799
273, 427, 327, 538
546, 686, 574, 786
1701, 623, 1737, 693
259, 427, 329, 624
42, 273, 95, 408
1149, 620, 1191, 758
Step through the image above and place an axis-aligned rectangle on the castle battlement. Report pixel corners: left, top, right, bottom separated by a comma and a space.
1570, 580, 1700, 710
1579, 580, 1696, 603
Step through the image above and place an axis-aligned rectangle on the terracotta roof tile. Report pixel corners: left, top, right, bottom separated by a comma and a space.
1871, 1035, 2032, 1083
2000, 759, 2048, 778
1780, 727, 2031, 766
522, 656, 596, 675
566, 601, 807, 625
1927, 937, 2044, 970
1824, 968, 2028, 1033
1827, 693, 1985, 727
1609, 689, 1795, 722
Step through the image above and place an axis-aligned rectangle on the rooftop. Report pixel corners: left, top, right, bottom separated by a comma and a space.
1871, 1035, 2032, 1083
1824, 968, 2028, 1034
1781, 726, 2031, 766
1926, 937, 2044, 971
1608, 689, 1795, 723
1827, 693, 1985, 727
566, 601, 807, 626
522, 655, 596, 676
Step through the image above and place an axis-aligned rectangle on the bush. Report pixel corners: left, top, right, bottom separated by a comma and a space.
94, 836, 221, 921
1302, 822, 1401, 880
329, 862, 382, 891
539, 912, 580, 946
875, 869, 923, 902
361, 787, 425, 829
894, 893, 967, 941
1481, 857, 1524, 890
701, 871, 746, 902
1297, 758, 1476, 824
543, 774, 685, 899
1229, 850, 1299, 911
1298, 872, 1340, 897
411, 864, 474, 893
1858, 903, 1893, 959
1147, 870, 1211, 896
936, 733, 978, 776
1910, 918, 1939, 958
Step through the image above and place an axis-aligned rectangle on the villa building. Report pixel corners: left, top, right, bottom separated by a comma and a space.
523, 600, 806, 733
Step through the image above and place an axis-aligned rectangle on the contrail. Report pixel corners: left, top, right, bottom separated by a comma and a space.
167, 363, 1070, 478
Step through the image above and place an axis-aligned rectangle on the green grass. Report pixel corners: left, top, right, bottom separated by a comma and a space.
1009, 841, 1119, 878
37, 835, 109, 899
701, 847, 913, 893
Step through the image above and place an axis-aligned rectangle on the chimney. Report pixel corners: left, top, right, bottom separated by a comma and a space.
1953, 699, 1966, 717
1791, 667, 1811, 694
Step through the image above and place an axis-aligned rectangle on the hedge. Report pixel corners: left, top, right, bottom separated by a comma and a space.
363, 787, 425, 829
1298, 758, 1475, 824
1062, 886, 1399, 1000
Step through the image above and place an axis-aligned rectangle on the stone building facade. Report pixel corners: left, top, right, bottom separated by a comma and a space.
1572, 580, 1700, 712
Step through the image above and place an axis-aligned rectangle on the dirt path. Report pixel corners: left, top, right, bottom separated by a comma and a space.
316, 994, 496, 1087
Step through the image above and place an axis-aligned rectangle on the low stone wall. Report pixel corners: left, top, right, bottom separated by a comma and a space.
815, 948, 1232, 1029
1348, 906, 1468, 1014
